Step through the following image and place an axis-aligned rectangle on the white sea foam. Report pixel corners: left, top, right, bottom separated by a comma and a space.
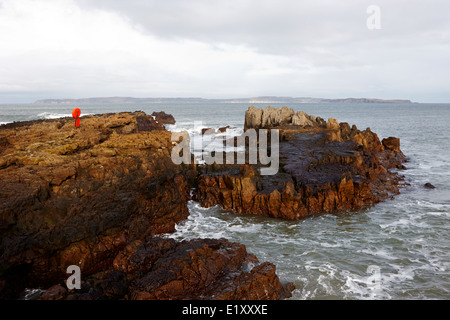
169, 123, 246, 164
427, 211, 450, 217
343, 274, 391, 300
358, 248, 398, 260
164, 201, 229, 240
166, 191, 450, 300
37, 112, 72, 119
20, 288, 45, 300
37, 112, 93, 120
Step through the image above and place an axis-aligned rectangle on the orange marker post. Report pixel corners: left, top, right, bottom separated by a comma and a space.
72, 108, 81, 128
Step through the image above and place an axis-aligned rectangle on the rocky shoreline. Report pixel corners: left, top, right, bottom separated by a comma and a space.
0, 107, 406, 300
0, 111, 292, 300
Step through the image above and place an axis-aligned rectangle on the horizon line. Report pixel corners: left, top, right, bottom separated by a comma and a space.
30, 95, 416, 104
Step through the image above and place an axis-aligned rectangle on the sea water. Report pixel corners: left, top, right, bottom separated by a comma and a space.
1, 102, 449, 299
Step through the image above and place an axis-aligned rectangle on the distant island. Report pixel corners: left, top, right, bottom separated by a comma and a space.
34, 96, 413, 105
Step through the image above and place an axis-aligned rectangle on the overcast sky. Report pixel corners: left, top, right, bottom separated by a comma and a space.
0, 0, 449, 103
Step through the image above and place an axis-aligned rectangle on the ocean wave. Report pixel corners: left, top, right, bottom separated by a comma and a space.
167, 123, 243, 137
163, 201, 228, 241
36, 112, 92, 120
37, 112, 73, 119
342, 273, 392, 300
168, 123, 246, 164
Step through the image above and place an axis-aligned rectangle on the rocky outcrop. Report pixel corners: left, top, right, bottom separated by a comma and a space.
244, 106, 295, 130
0, 111, 292, 300
244, 105, 328, 130
35, 236, 291, 300
195, 107, 407, 220
291, 110, 326, 127
45, 237, 292, 300
151, 111, 176, 125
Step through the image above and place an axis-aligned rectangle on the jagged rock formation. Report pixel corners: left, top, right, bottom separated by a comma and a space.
151, 111, 175, 125
38, 237, 292, 300
195, 106, 407, 219
244, 106, 294, 130
0, 111, 292, 300
244, 105, 329, 130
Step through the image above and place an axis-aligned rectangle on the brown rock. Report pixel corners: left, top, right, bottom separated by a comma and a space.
326, 118, 340, 129
217, 125, 231, 133
382, 137, 401, 152
292, 111, 315, 127
424, 182, 436, 189
0, 112, 191, 298
194, 106, 407, 220
201, 127, 216, 135
151, 111, 176, 125
261, 106, 295, 128
126, 238, 292, 300
244, 106, 294, 130
39, 284, 67, 300
63, 237, 293, 300
244, 106, 264, 130
136, 115, 165, 131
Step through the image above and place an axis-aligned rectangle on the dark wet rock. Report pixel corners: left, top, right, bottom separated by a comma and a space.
151, 111, 175, 125
245, 106, 329, 130
424, 182, 436, 189
382, 137, 401, 152
39, 284, 67, 300
201, 126, 232, 135
127, 238, 292, 300
195, 106, 407, 220
38, 238, 293, 301
201, 127, 216, 135
218, 125, 231, 133
136, 115, 165, 131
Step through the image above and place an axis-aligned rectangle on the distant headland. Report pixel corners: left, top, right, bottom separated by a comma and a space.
34, 96, 413, 105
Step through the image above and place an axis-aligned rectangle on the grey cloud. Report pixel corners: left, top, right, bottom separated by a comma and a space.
76, 0, 364, 54
75, 0, 450, 104
1, 0, 449, 103
76, 0, 450, 52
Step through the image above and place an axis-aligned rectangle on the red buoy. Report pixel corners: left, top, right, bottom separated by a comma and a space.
72, 108, 81, 128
